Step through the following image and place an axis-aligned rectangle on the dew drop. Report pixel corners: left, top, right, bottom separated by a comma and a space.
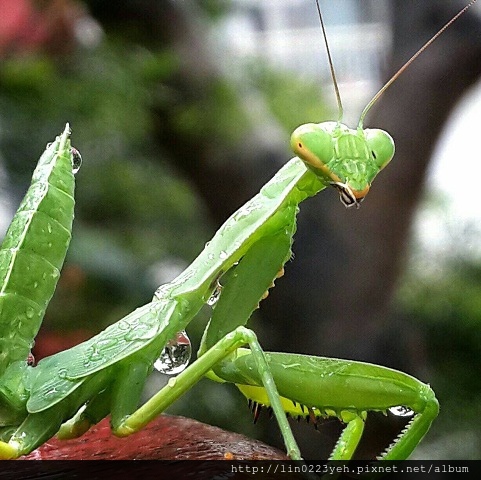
219, 251, 228, 260
208, 253, 215, 261
117, 320, 129, 331
389, 406, 415, 417
86, 344, 104, 363
71, 147, 82, 174
58, 368, 68, 379
154, 284, 172, 300
25, 307, 35, 319
96, 338, 118, 349
45, 387, 58, 397
207, 282, 222, 306
154, 330, 192, 375
27, 352, 35, 366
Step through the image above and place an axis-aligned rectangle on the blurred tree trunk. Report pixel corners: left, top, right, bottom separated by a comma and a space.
86, 0, 481, 458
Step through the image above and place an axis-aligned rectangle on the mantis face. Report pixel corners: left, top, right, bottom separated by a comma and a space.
290, 122, 395, 208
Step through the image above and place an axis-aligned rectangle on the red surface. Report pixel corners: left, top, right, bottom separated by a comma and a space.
6, 415, 311, 480
21, 414, 289, 460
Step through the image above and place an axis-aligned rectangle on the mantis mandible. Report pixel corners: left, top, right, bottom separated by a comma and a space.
0, 1, 476, 461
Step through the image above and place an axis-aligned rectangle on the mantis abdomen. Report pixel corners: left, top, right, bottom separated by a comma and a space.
0, 129, 75, 374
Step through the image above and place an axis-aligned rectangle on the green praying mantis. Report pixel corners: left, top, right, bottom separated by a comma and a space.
0, 0, 476, 461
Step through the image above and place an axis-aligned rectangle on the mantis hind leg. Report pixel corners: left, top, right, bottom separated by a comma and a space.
228, 352, 439, 460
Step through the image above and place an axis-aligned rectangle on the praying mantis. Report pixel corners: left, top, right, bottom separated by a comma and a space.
0, 1, 476, 461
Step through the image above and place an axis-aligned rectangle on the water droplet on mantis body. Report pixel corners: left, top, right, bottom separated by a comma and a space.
154, 285, 170, 300
117, 319, 129, 331
27, 353, 35, 366
71, 147, 82, 174
207, 282, 223, 306
389, 406, 414, 417
45, 387, 58, 397
232, 199, 263, 221
154, 330, 191, 375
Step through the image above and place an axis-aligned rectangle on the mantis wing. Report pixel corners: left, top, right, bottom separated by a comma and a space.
27, 299, 177, 413
0, 126, 74, 374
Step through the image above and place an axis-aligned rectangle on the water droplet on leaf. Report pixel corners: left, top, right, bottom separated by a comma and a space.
154, 330, 192, 375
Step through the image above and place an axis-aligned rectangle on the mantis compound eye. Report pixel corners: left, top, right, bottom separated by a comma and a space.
330, 181, 366, 209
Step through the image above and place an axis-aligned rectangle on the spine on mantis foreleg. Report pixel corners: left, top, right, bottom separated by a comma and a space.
0, 125, 75, 374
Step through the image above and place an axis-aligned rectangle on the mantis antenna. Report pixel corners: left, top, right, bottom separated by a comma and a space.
315, 0, 343, 124
358, 0, 478, 129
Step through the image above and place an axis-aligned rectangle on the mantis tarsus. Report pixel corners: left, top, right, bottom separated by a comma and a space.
0, 0, 476, 461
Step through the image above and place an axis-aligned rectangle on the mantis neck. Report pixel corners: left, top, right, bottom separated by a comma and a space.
168, 159, 325, 302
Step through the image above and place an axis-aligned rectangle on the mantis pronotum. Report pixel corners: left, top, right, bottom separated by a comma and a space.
0, 1, 476, 460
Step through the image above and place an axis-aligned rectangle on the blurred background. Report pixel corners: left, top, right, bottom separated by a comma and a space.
0, 0, 480, 460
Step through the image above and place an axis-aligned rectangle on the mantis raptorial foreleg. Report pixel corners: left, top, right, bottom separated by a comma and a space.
120, 228, 302, 459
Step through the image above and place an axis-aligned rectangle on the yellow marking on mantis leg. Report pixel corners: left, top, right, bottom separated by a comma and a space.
238, 384, 322, 418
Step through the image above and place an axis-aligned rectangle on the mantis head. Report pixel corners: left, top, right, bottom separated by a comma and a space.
290, 122, 395, 208
305, 0, 475, 207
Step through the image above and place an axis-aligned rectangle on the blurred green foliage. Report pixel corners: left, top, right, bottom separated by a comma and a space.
396, 194, 481, 458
